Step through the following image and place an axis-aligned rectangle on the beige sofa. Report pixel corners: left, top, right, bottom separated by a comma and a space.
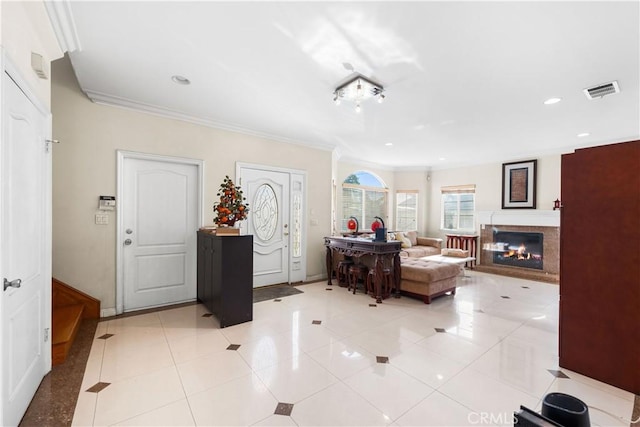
399, 257, 460, 304
397, 231, 443, 258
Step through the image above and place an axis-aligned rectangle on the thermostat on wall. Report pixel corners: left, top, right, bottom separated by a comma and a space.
99, 196, 116, 211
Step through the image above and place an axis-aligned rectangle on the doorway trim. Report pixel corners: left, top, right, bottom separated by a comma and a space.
116, 150, 204, 315
236, 162, 307, 284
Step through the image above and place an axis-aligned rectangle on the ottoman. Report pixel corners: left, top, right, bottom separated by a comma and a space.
400, 258, 460, 304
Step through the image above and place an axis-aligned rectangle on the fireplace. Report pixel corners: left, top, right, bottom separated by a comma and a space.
492, 231, 543, 270
476, 211, 559, 283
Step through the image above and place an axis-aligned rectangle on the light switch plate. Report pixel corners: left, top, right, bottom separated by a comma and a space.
95, 213, 109, 225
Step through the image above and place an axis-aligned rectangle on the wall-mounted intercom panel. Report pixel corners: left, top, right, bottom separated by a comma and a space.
99, 195, 116, 211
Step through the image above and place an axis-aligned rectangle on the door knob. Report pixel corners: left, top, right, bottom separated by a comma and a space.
124, 239, 132, 245
3, 278, 22, 291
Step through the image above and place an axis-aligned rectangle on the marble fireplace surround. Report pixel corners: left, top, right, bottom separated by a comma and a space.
476, 211, 560, 283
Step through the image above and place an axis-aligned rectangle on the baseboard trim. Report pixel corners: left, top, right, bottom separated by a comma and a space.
100, 308, 117, 318
305, 273, 326, 282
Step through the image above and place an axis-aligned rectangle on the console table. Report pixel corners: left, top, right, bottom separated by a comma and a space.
324, 236, 401, 303
445, 234, 478, 268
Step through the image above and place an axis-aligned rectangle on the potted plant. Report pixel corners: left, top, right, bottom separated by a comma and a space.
213, 176, 249, 234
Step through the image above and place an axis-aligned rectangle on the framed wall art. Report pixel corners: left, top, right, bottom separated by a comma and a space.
502, 159, 537, 209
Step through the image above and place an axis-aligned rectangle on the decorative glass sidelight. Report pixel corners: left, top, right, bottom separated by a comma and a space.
292, 194, 302, 257
253, 184, 278, 241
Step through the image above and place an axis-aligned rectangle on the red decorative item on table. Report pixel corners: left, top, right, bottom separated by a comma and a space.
347, 216, 359, 233
371, 216, 386, 242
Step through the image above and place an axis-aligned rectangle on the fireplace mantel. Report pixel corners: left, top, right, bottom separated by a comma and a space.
477, 210, 559, 227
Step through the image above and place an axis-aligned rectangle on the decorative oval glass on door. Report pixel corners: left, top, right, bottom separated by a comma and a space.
253, 184, 278, 241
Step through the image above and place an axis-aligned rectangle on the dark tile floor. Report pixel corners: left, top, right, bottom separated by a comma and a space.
19, 319, 97, 427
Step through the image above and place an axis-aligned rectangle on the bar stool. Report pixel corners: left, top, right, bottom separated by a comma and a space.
348, 264, 369, 295
366, 268, 394, 299
337, 259, 353, 287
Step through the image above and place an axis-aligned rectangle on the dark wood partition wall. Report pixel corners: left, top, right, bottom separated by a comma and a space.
559, 140, 640, 394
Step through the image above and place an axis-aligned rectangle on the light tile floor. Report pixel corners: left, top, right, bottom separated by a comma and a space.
72, 272, 636, 426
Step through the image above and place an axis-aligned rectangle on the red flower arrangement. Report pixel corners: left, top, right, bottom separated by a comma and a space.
213, 176, 249, 227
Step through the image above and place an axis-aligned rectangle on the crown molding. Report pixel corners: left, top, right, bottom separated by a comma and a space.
338, 155, 399, 172
339, 155, 432, 172
44, 1, 82, 53
84, 89, 336, 153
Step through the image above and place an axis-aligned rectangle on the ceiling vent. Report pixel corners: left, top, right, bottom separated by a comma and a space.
583, 81, 620, 100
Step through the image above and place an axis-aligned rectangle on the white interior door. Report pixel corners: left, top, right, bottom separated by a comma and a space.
119, 154, 201, 312
239, 167, 290, 287
1, 71, 51, 427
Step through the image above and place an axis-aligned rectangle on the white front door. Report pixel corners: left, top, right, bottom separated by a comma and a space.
239, 168, 290, 287
1, 70, 51, 426
119, 153, 201, 312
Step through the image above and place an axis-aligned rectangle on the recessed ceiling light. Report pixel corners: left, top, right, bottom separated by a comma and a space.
577, 132, 590, 138
385, 143, 393, 146
439, 157, 446, 161
544, 97, 562, 105
171, 75, 190, 85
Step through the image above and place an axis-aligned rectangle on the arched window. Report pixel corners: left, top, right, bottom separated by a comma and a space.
342, 171, 388, 231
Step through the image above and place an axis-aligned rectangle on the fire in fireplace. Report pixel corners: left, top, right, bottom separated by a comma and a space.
492, 231, 543, 270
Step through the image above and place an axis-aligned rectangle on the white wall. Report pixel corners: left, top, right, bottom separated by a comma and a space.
0, 1, 62, 108
426, 155, 561, 240
52, 56, 332, 312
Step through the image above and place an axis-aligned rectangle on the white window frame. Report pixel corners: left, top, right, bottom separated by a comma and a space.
342, 184, 388, 231
440, 184, 476, 232
396, 190, 418, 231
341, 171, 388, 232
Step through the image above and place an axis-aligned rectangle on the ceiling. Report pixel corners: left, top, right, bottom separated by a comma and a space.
55, 1, 639, 169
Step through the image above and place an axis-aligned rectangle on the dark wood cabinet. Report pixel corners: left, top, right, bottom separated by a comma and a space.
559, 140, 640, 394
197, 231, 253, 328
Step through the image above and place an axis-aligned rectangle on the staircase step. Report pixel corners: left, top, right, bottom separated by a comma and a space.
52, 304, 84, 366
53, 278, 100, 319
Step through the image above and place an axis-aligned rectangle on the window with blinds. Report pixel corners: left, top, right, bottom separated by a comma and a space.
441, 184, 475, 232
396, 191, 418, 231
341, 172, 388, 231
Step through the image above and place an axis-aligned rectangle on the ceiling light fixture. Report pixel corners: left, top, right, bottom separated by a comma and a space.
385, 142, 393, 146
543, 97, 562, 105
333, 73, 385, 113
577, 132, 590, 138
171, 75, 190, 85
